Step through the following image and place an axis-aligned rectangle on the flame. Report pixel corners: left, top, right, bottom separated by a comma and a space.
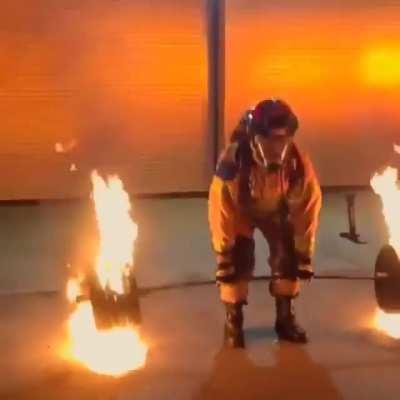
66, 278, 81, 303
374, 309, 400, 339
55, 142, 64, 153
371, 158, 400, 337
66, 302, 147, 376
91, 170, 138, 293
370, 166, 400, 256
54, 139, 77, 154
64, 171, 147, 375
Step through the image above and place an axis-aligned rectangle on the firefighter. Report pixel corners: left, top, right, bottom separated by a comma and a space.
208, 99, 322, 347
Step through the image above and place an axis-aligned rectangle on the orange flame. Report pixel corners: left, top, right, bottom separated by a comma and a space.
65, 171, 147, 375
66, 278, 81, 303
370, 166, 400, 256
66, 302, 147, 376
54, 139, 77, 154
371, 160, 400, 337
91, 170, 138, 293
374, 309, 400, 339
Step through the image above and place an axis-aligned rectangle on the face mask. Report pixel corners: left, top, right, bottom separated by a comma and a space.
250, 135, 289, 172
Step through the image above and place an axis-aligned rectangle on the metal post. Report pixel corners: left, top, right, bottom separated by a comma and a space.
207, 0, 225, 167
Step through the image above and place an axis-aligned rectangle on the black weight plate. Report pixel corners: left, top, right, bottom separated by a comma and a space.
89, 273, 141, 329
375, 244, 400, 313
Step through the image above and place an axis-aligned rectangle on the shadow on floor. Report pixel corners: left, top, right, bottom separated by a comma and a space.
195, 343, 343, 400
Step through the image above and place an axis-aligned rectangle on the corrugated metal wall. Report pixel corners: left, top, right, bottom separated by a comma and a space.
1, 0, 400, 199
0, 0, 211, 199
226, 0, 400, 186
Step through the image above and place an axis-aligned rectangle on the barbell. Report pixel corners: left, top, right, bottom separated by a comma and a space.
138, 244, 400, 314
337, 192, 400, 312
76, 243, 400, 330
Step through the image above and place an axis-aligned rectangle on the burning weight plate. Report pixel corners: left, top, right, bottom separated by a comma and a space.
89, 273, 142, 330
375, 244, 400, 313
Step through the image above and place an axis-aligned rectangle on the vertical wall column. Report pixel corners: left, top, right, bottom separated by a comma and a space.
207, 0, 226, 166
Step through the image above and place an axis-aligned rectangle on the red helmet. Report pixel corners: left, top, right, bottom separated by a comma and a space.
250, 99, 298, 136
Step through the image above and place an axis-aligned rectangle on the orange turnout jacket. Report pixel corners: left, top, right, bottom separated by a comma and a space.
208, 140, 322, 262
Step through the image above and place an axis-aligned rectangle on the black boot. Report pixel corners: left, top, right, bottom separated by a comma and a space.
275, 296, 308, 343
224, 302, 245, 348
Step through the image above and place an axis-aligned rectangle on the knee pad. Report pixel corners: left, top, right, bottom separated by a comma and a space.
232, 236, 255, 277
269, 278, 300, 298
220, 280, 249, 303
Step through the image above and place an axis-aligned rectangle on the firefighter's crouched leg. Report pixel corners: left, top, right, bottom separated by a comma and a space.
269, 278, 300, 298
220, 280, 249, 349
269, 279, 307, 343
223, 300, 246, 348
219, 236, 255, 348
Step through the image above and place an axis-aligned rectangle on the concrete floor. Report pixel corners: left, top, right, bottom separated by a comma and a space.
0, 281, 398, 400
1, 190, 399, 399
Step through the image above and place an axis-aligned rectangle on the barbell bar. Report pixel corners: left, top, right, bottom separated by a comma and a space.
75, 243, 400, 330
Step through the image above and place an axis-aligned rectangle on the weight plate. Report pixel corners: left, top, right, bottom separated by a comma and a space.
375, 244, 400, 313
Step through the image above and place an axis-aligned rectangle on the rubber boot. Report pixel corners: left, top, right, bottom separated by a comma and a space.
224, 302, 245, 348
275, 296, 308, 343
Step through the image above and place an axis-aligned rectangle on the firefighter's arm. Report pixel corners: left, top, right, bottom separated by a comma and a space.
208, 143, 240, 283
287, 153, 322, 277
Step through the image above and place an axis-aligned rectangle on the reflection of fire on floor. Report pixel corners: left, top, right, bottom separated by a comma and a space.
374, 310, 400, 339
62, 171, 147, 376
